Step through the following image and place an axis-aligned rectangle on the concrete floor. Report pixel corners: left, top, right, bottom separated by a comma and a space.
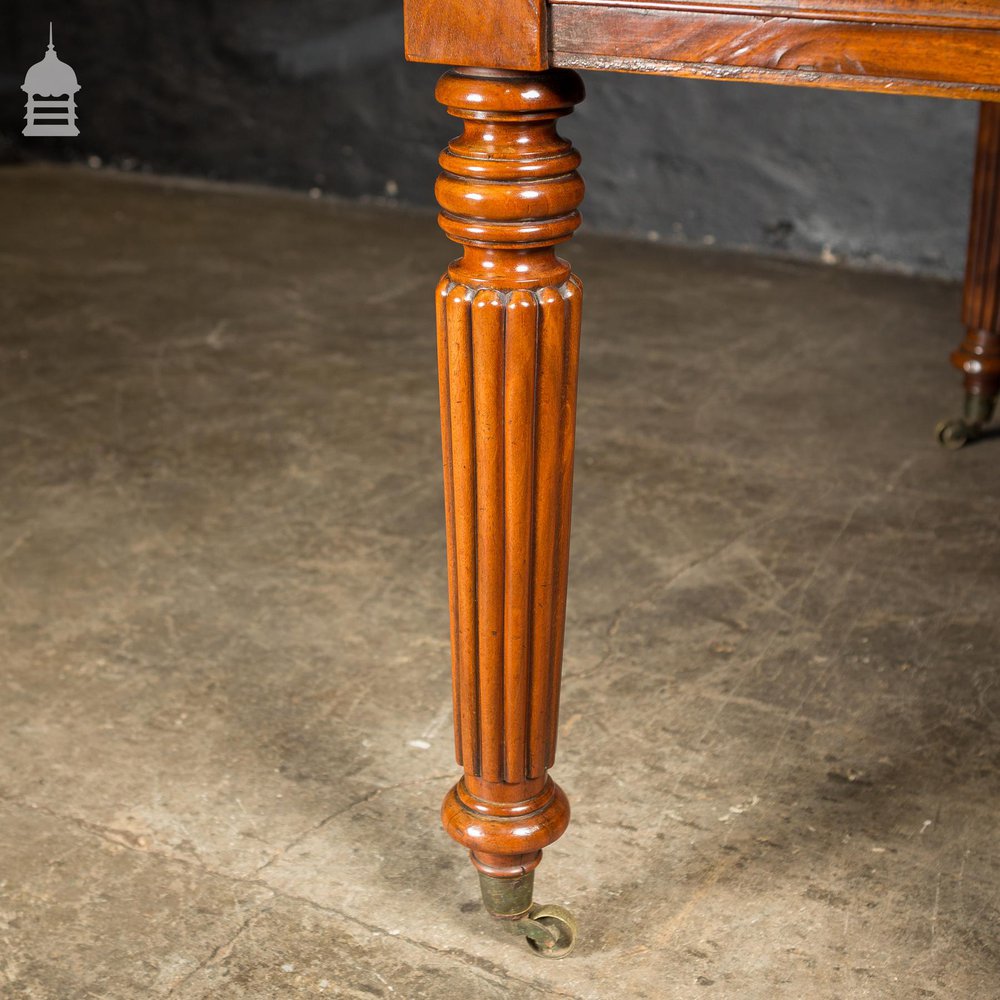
1, 165, 999, 999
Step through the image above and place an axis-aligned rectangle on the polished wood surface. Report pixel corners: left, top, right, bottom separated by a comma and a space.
549, 0, 1000, 28
550, 2, 1000, 99
433, 69, 584, 879
403, 0, 1000, 945
403, 0, 548, 71
406, 0, 1000, 101
952, 103, 1000, 399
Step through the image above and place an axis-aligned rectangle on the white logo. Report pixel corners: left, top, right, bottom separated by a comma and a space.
22, 24, 80, 137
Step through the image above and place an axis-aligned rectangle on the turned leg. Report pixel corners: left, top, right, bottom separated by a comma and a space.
938, 102, 1000, 449
433, 68, 585, 956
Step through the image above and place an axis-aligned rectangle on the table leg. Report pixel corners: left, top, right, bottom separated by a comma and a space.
938, 102, 1000, 449
433, 67, 585, 957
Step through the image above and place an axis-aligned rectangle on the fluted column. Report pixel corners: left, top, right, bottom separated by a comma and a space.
940, 103, 1000, 447
433, 69, 584, 904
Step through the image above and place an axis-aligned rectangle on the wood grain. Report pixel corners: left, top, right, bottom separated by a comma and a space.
433, 69, 584, 876
403, 0, 548, 71
550, 0, 1000, 30
551, 5, 1000, 100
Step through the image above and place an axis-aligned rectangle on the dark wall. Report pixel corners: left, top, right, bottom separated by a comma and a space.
2, 1, 978, 276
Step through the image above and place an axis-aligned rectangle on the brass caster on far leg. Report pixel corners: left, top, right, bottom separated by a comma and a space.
935, 392, 997, 450
478, 872, 578, 959
936, 418, 975, 450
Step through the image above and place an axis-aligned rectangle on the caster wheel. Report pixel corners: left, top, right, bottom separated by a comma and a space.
935, 418, 972, 450
522, 903, 578, 958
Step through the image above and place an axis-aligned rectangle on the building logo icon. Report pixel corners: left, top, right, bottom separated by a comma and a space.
22, 24, 80, 137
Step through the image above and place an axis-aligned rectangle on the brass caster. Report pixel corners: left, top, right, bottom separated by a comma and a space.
935, 418, 974, 450
936, 392, 996, 449
476, 871, 577, 958
515, 903, 578, 959
479, 871, 576, 958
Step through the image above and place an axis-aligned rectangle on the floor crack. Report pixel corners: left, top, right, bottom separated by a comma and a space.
2, 792, 584, 999
164, 901, 272, 996
254, 771, 455, 873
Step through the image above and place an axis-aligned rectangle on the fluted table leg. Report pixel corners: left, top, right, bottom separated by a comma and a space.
938, 102, 1000, 449
432, 68, 585, 956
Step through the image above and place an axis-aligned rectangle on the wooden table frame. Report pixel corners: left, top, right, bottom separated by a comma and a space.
403, 0, 1000, 957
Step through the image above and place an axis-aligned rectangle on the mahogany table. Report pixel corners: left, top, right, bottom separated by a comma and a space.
403, 0, 1000, 957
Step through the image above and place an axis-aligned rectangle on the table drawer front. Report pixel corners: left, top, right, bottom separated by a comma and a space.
552, 1, 1000, 31
551, 5, 1000, 99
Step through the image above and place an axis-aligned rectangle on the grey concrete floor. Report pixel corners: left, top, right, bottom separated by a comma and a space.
1, 165, 999, 999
